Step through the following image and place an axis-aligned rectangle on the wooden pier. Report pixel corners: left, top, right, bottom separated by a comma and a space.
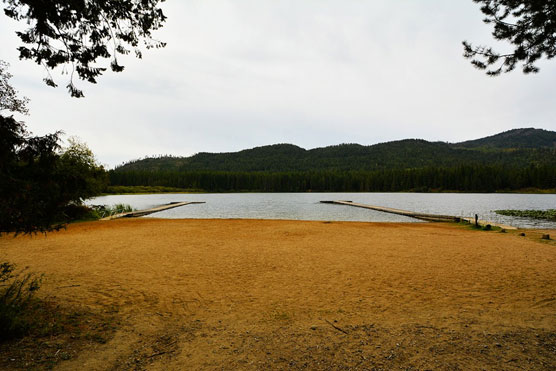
321, 200, 517, 229
460, 216, 517, 230
101, 201, 205, 220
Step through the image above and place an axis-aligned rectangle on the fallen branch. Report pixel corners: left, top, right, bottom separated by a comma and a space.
325, 319, 349, 335
56, 284, 81, 289
147, 340, 178, 358
147, 350, 167, 359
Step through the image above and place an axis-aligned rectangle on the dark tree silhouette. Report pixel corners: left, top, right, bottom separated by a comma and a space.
0, 116, 108, 234
0, 61, 107, 234
0, 115, 63, 234
0, 60, 29, 114
464, 0, 556, 76
2, 0, 166, 97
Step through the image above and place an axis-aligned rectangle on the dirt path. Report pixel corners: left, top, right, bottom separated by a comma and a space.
1, 219, 555, 370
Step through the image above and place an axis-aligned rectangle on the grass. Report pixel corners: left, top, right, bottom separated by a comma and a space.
46, 203, 136, 227
103, 185, 203, 194
90, 204, 134, 219
503, 188, 556, 194
495, 209, 556, 220
458, 219, 502, 232
103, 186, 556, 195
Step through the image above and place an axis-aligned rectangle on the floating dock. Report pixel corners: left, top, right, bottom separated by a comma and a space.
321, 200, 517, 229
101, 201, 205, 220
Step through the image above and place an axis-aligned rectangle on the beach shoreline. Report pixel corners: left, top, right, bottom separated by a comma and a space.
1, 219, 555, 369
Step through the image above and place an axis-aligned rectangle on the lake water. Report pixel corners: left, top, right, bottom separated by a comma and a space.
86, 193, 556, 229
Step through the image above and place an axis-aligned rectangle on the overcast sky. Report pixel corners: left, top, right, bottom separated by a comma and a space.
1, 0, 555, 168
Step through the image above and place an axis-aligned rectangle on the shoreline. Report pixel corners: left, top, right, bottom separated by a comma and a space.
77, 216, 555, 231
2, 219, 555, 369
101, 188, 556, 195
88, 192, 556, 230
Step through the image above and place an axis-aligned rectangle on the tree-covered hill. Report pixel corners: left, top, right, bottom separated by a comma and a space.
109, 128, 556, 193
454, 128, 556, 149
113, 129, 556, 173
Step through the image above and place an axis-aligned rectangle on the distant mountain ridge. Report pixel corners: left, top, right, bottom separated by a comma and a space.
455, 128, 556, 149
114, 128, 556, 173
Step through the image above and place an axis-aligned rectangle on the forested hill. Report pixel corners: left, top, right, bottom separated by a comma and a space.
455, 128, 556, 149
114, 128, 556, 173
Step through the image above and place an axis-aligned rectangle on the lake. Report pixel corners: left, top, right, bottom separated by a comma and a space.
86, 193, 556, 229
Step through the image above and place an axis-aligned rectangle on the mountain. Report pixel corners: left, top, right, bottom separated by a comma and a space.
113, 128, 556, 173
455, 128, 556, 149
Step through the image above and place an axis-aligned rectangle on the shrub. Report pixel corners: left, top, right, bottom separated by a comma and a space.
90, 204, 133, 219
0, 262, 43, 340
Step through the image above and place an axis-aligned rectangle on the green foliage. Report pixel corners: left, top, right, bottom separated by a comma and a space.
108, 164, 556, 193
61, 204, 102, 223
455, 128, 556, 149
57, 137, 108, 202
463, 0, 556, 75
110, 204, 133, 215
0, 115, 109, 234
1, 62, 108, 234
0, 121, 110, 234
0, 60, 29, 114
109, 129, 556, 193
58, 204, 134, 221
0, 262, 43, 340
92, 204, 134, 219
3, 0, 167, 97
105, 185, 199, 194
113, 130, 556, 174
0, 114, 65, 234
495, 209, 556, 220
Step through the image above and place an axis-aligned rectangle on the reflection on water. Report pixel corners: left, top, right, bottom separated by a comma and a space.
86, 193, 556, 229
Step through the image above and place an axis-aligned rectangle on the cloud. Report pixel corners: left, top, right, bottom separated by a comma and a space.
0, 0, 555, 167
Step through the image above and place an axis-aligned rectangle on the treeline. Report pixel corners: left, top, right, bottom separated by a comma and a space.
109, 164, 556, 193
1, 117, 108, 234
113, 142, 556, 173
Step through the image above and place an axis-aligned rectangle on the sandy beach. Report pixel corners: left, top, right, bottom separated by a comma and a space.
1, 219, 555, 370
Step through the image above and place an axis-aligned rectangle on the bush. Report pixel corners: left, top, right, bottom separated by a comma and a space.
63, 204, 99, 222
0, 262, 43, 340
0, 116, 108, 235
90, 204, 133, 219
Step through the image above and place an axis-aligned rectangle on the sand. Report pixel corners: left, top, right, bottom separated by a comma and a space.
1, 219, 555, 370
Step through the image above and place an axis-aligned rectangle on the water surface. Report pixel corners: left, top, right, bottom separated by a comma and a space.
87, 193, 556, 229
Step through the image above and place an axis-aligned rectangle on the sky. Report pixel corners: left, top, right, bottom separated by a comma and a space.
1, 0, 555, 169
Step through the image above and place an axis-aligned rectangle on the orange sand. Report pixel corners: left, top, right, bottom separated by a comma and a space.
1, 219, 555, 369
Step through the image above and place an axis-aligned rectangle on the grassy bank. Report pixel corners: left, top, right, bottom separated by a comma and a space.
102, 185, 556, 195
103, 185, 203, 194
